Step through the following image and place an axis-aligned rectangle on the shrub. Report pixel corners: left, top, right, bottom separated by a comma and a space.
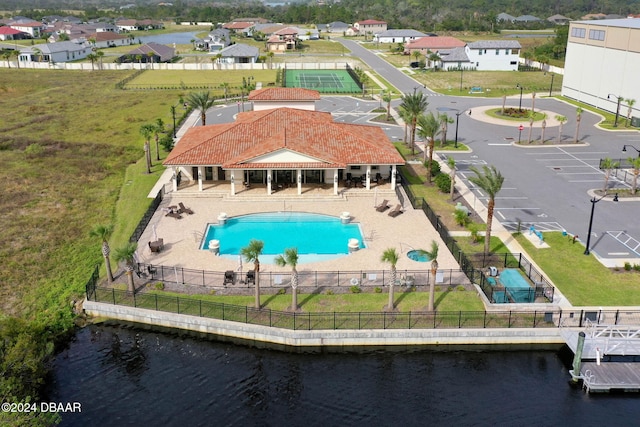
154, 282, 164, 290
453, 208, 470, 227
350, 285, 362, 293
468, 223, 481, 243
277, 288, 286, 295
624, 262, 632, 271
24, 143, 44, 158
434, 173, 451, 193
325, 289, 334, 295
457, 285, 466, 291
634, 264, 640, 272
374, 286, 382, 293
160, 134, 174, 151
424, 159, 441, 176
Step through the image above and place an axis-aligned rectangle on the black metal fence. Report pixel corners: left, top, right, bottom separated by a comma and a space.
129, 190, 163, 244
399, 178, 554, 303
85, 280, 640, 330
138, 263, 469, 291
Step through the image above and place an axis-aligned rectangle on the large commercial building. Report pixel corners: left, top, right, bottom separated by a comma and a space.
563, 18, 640, 122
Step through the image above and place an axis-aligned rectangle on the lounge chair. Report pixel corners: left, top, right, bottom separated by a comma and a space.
388, 204, 403, 217
178, 202, 194, 215
224, 270, 235, 286
246, 270, 255, 285
375, 199, 390, 212
165, 211, 182, 219
148, 238, 164, 253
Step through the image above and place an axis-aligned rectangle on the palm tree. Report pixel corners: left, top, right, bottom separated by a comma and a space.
447, 156, 456, 200
153, 118, 165, 161
398, 105, 410, 145
428, 51, 441, 69
382, 90, 392, 121
241, 239, 264, 309
600, 157, 620, 193
186, 91, 215, 126
267, 51, 274, 69
625, 99, 636, 127
501, 95, 507, 114
628, 157, 640, 195
468, 165, 504, 255
530, 92, 536, 113
438, 113, 453, 147
555, 115, 567, 143
220, 82, 230, 102
411, 50, 422, 64
381, 248, 399, 311
90, 224, 114, 284
114, 242, 138, 293
274, 247, 300, 311
146, 51, 154, 69
400, 91, 429, 155
527, 113, 534, 143
96, 50, 104, 70
416, 111, 440, 181
540, 119, 547, 143
214, 53, 223, 69
139, 124, 155, 174
2, 50, 11, 68
420, 241, 439, 312
574, 107, 583, 143
11, 50, 20, 69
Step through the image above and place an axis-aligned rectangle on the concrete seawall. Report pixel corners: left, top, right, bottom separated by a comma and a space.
84, 300, 564, 348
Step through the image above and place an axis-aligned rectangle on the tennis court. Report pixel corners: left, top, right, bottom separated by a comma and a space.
284, 69, 361, 93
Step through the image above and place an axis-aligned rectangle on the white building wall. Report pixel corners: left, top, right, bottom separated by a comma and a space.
252, 101, 315, 111
562, 41, 640, 116
466, 48, 519, 71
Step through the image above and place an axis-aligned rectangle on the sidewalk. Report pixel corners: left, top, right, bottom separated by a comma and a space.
147, 109, 201, 198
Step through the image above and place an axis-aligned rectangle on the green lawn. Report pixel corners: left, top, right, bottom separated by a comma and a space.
127, 69, 279, 88
148, 287, 485, 312
516, 232, 640, 306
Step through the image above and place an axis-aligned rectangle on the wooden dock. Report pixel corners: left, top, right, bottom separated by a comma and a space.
580, 362, 640, 393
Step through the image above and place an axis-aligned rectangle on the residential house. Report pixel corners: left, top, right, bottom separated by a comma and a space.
163, 90, 404, 196
353, 19, 387, 36
19, 41, 91, 63
437, 47, 471, 70
547, 14, 571, 25
87, 31, 134, 48
497, 13, 516, 23
563, 18, 640, 120
266, 27, 299, 52
297, 28, 319, 41
404, 36, 465, 55
466, 40, 521, 71
195, 28, 231, 52
8, 19, 45, 38
117, 42, 175, 63
320, 21, 350, 34
216, 43, 259, 63
249, 87, 320, 111
374, 29, 428, 44
514, 15, 542, 23
115, 19, 164, 32
222, 21, 255, 34
0, 26, 28, 40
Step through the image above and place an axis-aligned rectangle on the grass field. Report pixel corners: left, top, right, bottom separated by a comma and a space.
127, 69, 279, 89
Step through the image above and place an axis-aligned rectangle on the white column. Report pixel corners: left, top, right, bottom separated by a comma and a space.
391, 165, 397, 189
366, 165, 371, 190
297, 169, 302, 195
267, 169, 272, 195
172, 168, 178, 192
230, 170, 236, 196
197, 167, 203, 191
333, 170, 339, 195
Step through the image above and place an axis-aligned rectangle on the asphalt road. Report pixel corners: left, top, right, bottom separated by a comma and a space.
202, 41, 640, 263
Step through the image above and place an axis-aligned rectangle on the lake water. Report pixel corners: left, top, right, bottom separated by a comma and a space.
46, 323, 640, 426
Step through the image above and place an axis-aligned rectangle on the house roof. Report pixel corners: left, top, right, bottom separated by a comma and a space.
438, 47, 469, 62
547, 14, 570, 22
274, 26, 299, 35
163, 108, 404, 169
248, 88, 321, 101
89, 31, 129, 42
9, 21, 43, 28
356, 19, 386, 25
572, 17, 640, 29
218, 43, 259, 57
467, 40, 522, 49
514, 15, 541, 22
405, 36, 465, 50
223, 21, 254, 30
20, 41, 88, 54
0, 26, 24, 35
376, 29, 427, 38
497, 13, 516, 22
126, 42, 174, 58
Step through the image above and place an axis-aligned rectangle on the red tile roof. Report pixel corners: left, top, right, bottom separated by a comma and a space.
223, 22, 254, 30
357, 19, 386, 25
405, 36, 466, 50
163, 108, 404, 169
0, 26, 23, 35
248, 88, 320, 101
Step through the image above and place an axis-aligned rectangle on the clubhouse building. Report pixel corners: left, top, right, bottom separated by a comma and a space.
163, 88, 405, 196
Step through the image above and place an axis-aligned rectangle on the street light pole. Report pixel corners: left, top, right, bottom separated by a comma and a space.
453, 110, 470, 149
607, 94, 622, 127
584, 193, 618, 255
549, 73, 554, 97
459, 68, 463, 92
516, 84, 523, 111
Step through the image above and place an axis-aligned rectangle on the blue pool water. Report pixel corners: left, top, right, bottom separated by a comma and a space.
407, 249, 431, 262
201, 212, 365, 263
491, 269, 535, 303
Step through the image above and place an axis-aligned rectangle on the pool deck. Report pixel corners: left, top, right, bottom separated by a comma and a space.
136, 183, 464, 278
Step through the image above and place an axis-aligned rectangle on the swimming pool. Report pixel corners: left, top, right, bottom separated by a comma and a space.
488, 269, 535, 303
407, 250, 431, 262
201, 212, 365, 263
